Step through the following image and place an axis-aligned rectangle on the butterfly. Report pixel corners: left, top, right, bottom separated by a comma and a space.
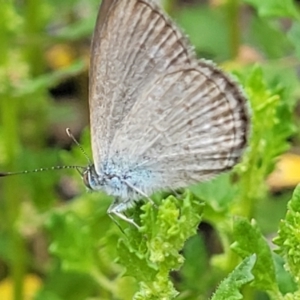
81, 0, 250, 224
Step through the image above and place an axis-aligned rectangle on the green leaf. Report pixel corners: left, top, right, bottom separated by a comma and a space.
273, 253, 297, 295
242, 0, 300, 19
247, 16, 292, 59
180, 234, 208, 293
174, 5, 230, 60
15, 60, 85, 97
35, 271, 98, 300
235, 66, 295, 217
56, 18, 96, 41
45, 192, 116, 273
211, 255, 256, 300
288, 22, 300, 60
47, 211, 95, 272
274, 184, 300, 286
231, 218, 280, 295
118, 191, 204, 300
190, 173, 237, 222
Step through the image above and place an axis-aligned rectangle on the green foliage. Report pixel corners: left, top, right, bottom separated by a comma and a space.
1, 0, 300, 300
118, 192, 204, 299
234, 66, 296, 218
274, 185, 300, 289
242, 0, 300, 19
231, 218, 279, 295
211, 255, 256, 300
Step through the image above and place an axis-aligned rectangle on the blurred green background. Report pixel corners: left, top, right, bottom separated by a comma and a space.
1, 0, 300, 299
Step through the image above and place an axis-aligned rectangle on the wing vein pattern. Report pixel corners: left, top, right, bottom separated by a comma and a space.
89, 0, 250, 196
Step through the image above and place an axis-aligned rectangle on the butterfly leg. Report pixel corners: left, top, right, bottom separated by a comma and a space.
170, 188, 185, 199
108, 198, 140, 229
107, 213, 126, 235
123, 179, 157, 208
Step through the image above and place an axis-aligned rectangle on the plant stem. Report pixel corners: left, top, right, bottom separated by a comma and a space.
24, 0, 44, 76
226, 0, 240, 59
1, 72, 26, 300
0, 2, 26, 300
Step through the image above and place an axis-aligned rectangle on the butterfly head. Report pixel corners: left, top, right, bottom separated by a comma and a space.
82, 164, 103, 190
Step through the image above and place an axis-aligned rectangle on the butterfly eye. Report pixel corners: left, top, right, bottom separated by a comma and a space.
82, 170, 92, 190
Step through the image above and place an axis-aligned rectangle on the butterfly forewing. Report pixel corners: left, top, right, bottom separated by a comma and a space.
89, 0, 197, 169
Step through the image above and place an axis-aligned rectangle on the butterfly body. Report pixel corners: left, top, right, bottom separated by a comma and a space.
84, 162, 156, 202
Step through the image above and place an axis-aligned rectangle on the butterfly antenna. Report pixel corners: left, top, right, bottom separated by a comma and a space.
66, 128, 92, 165
0, 165, 85, 178
0, 129, 90, 178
